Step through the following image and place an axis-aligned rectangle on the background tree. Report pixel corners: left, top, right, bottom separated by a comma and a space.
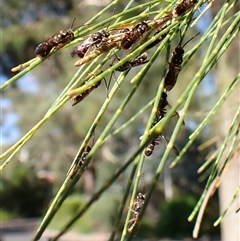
1, 0, 239, 240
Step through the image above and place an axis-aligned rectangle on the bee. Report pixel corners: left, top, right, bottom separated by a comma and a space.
70, 29, 111, 58
70, 37, 95, 58
71, 13, 115, 59
113, 52, 149, 72
91, 29, 110, 45
74, 40, 119, 67
71, 80, 102, 106
128, 192, 146, 232
145, 92, 179, 156
145, 133, 179, 156
35, 18, 76, 58
145, 138, 159, 156
121, 21, 150, 50
128, 174, 147, 233
90, 8, 115, 47
70, 70, 110, 105
69, 135, 96, 179
172, 0, 198, 18
70, 145, 92, 179
164, 32, 200, 92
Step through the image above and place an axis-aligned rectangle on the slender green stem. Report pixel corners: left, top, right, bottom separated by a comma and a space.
214, 186, 240, 226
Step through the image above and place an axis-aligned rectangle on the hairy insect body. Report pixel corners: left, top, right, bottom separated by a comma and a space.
164, 46, 184, 91
128, 193, 146, 232
70, 146, 92, 179
71, 80, 101, 106
121, 21, 150, 50
116, 53, 149, 72
145, 92, 179, 156
164, 33, 199, 91
172, 0, 198, 18
35, 29, 74, 58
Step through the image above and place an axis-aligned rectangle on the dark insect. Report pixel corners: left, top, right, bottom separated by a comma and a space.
117, 27, 131, 34
70, 30, 111, 58
69, 134, 96, 179
35, 18, 76, 58
71, 14, 113, 59
70, 145, 92, 179
74, 39, 120, 67
164, 32, 200, 92
155, 91, 168, 121
91, 29, 110, 45
35, 42, 52, 59
128, 175, 146, 233
145, 138, 159, 156
70, 37, 95, 58
115, 52, 149, 72
128, 193, 146, 232
121, 21, 150, 50
71, 80, 102, 106
90, 8, 115, 46
172, 0, 198, 18
145, 133, 179, 156
145, 92, 179, 156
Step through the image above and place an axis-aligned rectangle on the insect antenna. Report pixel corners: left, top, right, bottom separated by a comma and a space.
70, 17, 77, 29
182, 32, 200, 48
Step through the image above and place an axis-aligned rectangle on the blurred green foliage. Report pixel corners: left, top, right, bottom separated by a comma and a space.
155, 195, 218, 238
0, 162, 50, 217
